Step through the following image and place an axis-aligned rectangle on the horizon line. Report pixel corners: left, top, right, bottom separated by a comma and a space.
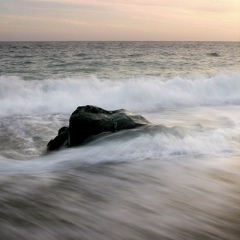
0, 40, 239, 43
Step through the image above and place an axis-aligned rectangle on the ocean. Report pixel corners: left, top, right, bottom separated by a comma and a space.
0, 41, 239, 239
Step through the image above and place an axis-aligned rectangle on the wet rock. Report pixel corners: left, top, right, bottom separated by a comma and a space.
47, 105, 150, 151
47, 126, 68, 151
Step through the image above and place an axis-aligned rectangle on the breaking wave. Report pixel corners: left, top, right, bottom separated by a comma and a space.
0, 72, 240, 116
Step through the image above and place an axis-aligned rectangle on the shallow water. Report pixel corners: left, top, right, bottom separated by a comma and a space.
0, 107, 240, 239
0, 156, 239, 240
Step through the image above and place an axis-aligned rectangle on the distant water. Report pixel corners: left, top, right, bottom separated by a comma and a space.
0, 41, 239, 80
0, 42, 240, 240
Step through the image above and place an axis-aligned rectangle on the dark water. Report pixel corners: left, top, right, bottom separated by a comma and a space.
0, 42, 240, 239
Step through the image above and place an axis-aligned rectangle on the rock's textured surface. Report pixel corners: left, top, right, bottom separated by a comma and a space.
47, 105, 150, 151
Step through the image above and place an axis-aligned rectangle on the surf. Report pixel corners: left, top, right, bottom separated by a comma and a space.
0, 72, 240, 117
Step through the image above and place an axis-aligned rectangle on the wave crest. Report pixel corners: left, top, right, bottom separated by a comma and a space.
0, 73, 240, 116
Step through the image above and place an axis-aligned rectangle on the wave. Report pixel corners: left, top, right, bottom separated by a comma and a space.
0, 72, 240, 116
0, 124, 238, 174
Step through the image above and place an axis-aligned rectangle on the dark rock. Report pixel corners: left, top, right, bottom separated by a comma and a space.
47, 126, 69, 151
47, 105, 150, 151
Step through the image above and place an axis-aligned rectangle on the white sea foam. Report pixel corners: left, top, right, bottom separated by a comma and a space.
0, 73, 239, 116
0, 123, 239, 174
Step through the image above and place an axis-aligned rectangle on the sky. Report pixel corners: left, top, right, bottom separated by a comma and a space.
0, 0, 239, 41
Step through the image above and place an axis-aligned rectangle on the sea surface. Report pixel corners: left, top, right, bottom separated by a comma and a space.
0, 41, 240, 240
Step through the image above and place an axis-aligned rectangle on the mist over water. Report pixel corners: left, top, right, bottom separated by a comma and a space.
0, 42, 240, 239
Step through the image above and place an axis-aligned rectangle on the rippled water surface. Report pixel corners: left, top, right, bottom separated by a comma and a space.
0, 41, 239, 79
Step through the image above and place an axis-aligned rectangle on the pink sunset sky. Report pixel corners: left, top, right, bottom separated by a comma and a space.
0, 0, 239, 41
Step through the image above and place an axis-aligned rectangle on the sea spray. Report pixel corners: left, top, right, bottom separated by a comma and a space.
0, 72, 240, 117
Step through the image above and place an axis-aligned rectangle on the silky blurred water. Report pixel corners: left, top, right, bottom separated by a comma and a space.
0, 41, 240, 239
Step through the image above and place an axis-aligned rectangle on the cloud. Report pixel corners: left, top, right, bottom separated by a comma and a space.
0, 0, 239, 41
